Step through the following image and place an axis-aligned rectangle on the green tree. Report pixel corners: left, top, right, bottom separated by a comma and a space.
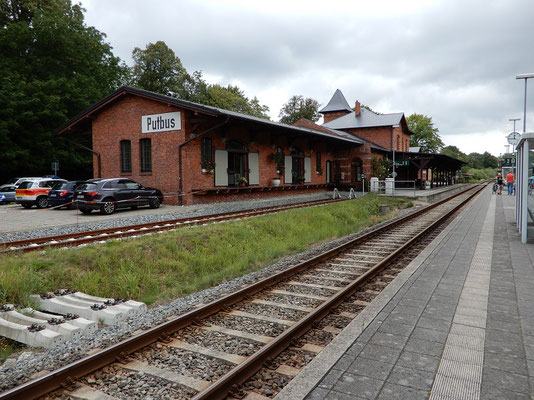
130, 42, 269, 119
204, 84, 269, 119
407, 114, 444, 153
279, 95, 321, 124
440, 145, 466, 161
0, 0, 127, 182
130, 41, 190, 98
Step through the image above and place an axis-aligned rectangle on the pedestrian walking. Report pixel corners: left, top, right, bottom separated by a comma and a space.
506, 172, 515, 195
496, 173, 503, 195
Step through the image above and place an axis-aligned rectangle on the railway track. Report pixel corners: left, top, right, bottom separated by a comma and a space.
0, 184, 486, 400
0, 198, 343, 253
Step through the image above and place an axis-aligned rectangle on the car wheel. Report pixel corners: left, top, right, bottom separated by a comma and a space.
22, 204, 32, 209
80, 208, 92, 215
148, 197, 160, 209
36, 197, 48, 208
100, 199, 116, 215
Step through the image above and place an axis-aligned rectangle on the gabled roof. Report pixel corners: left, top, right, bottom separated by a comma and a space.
56, 86, 366, 146
293, 118, 389, 153
323, 107, 405, 130
319, 89, 352, 113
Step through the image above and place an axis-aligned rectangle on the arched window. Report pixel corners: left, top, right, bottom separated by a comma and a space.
351, 158, 362, 182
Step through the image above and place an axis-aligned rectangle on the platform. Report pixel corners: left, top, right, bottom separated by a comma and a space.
276, 188, 534, 399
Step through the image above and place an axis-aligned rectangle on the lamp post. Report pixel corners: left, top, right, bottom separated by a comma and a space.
516, 73, 534, 133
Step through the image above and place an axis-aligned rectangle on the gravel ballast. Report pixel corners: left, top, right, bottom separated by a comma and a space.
0, 193, 420, 392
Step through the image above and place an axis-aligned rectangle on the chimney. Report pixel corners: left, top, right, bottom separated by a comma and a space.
355, 101, 361, 116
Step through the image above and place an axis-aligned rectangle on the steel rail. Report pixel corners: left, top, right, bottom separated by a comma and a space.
0, 184, 485, 400
0, 198, 343, 253
192, 183, 486, 399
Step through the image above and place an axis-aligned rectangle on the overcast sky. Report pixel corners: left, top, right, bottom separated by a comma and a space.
80, 0, 534, 156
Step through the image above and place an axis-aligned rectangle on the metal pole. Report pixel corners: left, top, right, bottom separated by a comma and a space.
523, 79, 528, 133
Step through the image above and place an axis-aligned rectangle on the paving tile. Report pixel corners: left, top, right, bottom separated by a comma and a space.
325, 389, 358, 400
376, 321, 414, 337
368, 332, 409, 350
306, 386, 330, 399
482, 367, 530, 394
416, 316, 453, 332
411, 327, 449, 344
376, 382, 428, 400
396, 350, 440, 373
484, 352, 527, 375
347, 356, 395, 380
318, 368, 344, 389
386, 365, 435, 391
404, 337, 445, 358
358, 344, 402, 364
331, 373, 383, 399
479, 385, 531, 400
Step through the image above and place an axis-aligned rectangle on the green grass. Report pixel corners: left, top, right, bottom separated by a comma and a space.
0, 194, 412, 307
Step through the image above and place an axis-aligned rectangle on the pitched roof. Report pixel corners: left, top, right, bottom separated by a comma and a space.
293, 118, 389, 152
322, 107, 405, 130
56, 86, 365, 146
319, 89, 352, 113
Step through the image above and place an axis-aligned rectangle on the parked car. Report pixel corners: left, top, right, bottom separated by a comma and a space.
0, 184, 17, 203
4, 177, 41, 187
15, 178, 67, 208
47, 180, 86, 209
75, 178, 164, 215
0, 193, 5, 204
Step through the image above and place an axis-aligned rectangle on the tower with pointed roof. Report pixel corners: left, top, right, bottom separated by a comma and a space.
319, 89, 353, 124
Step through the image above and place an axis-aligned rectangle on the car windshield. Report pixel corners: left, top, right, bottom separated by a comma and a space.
17, 181, 34, 189
53, 182, 69, 190
77, 183, 98, 191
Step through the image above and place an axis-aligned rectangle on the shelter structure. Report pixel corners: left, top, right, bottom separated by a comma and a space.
516, 132, 534, 243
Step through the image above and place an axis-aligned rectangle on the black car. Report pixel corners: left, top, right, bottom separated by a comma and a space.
47, 180, 86, 209
75, 178, 164, 215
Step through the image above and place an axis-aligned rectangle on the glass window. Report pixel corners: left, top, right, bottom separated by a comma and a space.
18, 181, 34, 189
120, 140, 132, 173
201, 137, 213, 165
140, 138, 152, 172
316, 151, 321, 172
77, 183, 98, 191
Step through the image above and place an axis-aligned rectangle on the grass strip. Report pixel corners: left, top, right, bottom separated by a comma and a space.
0, 194, 412, 307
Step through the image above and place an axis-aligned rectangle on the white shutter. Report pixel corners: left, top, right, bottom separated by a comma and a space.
326, 161, 331, 183
248, 152, 259, 185
304, 157, 311, 183
284, 155, 292, 184
215, 149, 228, 186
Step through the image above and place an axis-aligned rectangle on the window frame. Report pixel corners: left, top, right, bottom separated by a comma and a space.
120, 140, 132, 173
140, 138, 152, 173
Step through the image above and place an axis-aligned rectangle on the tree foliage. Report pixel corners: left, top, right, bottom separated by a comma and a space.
278, 95, 320, 124
465, 151, 499, 169
407, 114, 444, 153
129, 41, 269, 119
131, 41, 189, 98
0, 0, 127, 182
440, 145, 466, 161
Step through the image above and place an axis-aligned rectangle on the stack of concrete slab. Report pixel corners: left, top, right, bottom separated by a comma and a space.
29, 290, 146, 326
0, 305, 96, 349
0, 290, 146, 348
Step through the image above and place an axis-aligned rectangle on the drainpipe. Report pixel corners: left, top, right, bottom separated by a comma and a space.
178, 116, 230, 205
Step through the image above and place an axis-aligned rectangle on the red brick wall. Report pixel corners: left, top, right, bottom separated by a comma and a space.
322, 111, 350, 124
92, 95, 186, 205
91, 95, 338, 205
344, 126, 410, 152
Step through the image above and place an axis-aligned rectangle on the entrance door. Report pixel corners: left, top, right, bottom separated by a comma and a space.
228, 152, 247, 186
333, 161, 341, 185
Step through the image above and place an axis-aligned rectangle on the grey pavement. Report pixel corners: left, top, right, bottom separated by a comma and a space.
276, 188, 534, 399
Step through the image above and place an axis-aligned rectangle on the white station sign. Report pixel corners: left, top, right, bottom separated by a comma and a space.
142, 112, 181, 133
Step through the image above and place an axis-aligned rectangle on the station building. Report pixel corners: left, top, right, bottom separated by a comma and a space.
57, 86, 462, 205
